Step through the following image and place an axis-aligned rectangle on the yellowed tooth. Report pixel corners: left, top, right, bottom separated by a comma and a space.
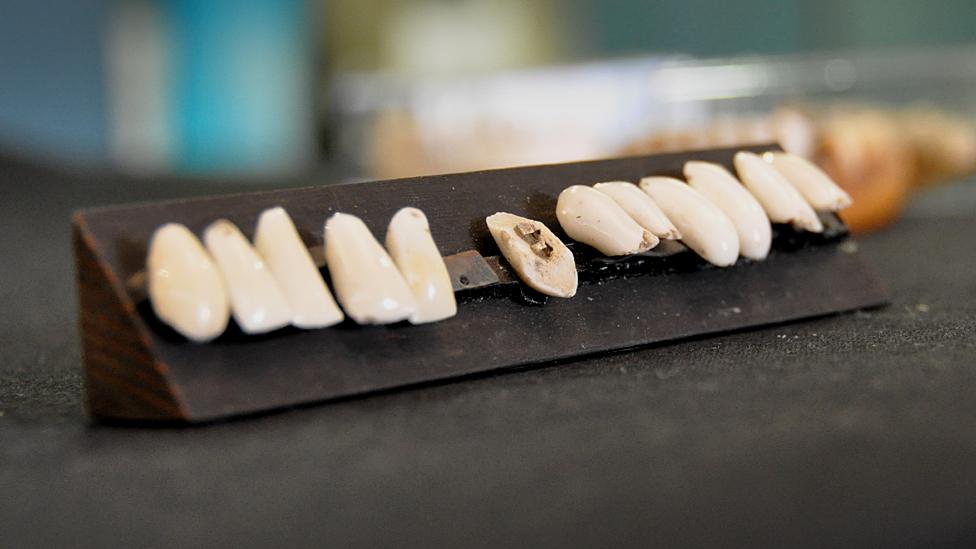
386, 207, 457, 324
639, 177, 740, 267
254, 207, 343, 329
683, 161, 772, 261
733, 151, 824, 232
147, 223, 230, 342
204, 219, 292, 334
486, 212, 577, 298
324, 212, 416, 324
556, 185, 658, 256
593, 181, 681, 240
762, 151, 853, 211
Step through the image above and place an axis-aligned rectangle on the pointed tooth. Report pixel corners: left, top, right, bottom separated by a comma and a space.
593, 181, 681, 240
147, 224, 229, 342
762, 151, 853, 211
486, 212, 577, 298
254, 207, 343, 329
684, 161, 772, 261
203, 219, 291, 334
733, 151, 823, 232
639, 177, 740, 267
385, 207, 457, 324
556, 185, 658, 256
324, 213, 416, 324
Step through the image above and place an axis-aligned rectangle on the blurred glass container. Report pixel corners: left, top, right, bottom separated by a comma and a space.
329, 46, 976, 180
330, 56, 687, 179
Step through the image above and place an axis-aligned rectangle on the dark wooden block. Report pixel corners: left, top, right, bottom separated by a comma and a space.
73, 145, 888, 423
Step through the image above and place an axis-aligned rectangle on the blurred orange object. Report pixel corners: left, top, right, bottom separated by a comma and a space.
816, 109, 915, 233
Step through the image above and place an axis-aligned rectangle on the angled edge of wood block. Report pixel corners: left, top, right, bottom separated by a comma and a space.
74, 214, 190, 422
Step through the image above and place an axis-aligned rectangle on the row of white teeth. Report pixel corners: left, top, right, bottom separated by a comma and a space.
147, 150, 848, 343
147, 207, 457, 342
488, 151, 852, 298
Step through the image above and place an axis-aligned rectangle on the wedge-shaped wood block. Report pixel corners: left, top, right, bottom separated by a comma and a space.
73, 145, 888, 423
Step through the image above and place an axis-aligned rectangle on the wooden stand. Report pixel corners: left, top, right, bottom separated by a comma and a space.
73, 146, 888, 423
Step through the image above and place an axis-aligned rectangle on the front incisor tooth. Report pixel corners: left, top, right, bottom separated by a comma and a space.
204, 219, 292, 334
324, 212, 416, 324
639, 177, 740, 267
485, 212, 577, 298
147, 224, 230, 342
762, 151, 853, 211
684, 161, 772, 261
385, 207, 457, 324
556, 185, 658, 256
254, 207, 344, 329
734, 151, 824, 232
593, 181, 681, 240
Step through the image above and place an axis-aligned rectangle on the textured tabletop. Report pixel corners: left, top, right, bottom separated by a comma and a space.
2, 154, 975, 548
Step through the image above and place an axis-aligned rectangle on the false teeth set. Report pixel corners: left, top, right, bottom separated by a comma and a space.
74, 146, 886, 422
147, 207, 456, 342
145, 150, 850, 342
489, 151, 851, 298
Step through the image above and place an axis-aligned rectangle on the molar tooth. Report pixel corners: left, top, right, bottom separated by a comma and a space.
486, 213, 577, 298
147, 224, 230, 342
639, 177, 740, 267
254, 207, 343, 329
762, 151, 853, 211
593, 181, 681, 240
684, 161, 772, 261
734, 151, 824, 232
324, 213, 416, 324
385, 207, 457, 324
556, 185, 658, 256
204, 219, 292, 334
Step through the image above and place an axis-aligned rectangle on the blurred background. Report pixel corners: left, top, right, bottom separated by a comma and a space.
4, 0, 976, 231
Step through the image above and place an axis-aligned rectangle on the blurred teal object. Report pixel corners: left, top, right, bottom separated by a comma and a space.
0, 0, 108, 164
166, 0, 314, 175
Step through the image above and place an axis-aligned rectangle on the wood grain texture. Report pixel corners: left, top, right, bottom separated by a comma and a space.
74, 220, 188, 420
73, 146, 888, 423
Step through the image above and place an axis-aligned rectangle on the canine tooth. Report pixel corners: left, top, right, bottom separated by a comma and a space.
593, 181, 681, 240
639, 177, 740, 267
147, 224, 230, 342
556, 185, 658, 256
254, 207, 343, 329
684, 161, 772, 261
386, 207, 457, 324
485, 213, 577, 298
204, 219, 292, 334
734, 151, 823, 232
324, 213, 416, 324
762, 151, 853, 211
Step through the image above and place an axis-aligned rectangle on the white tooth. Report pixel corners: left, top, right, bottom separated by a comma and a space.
593, 181, 681, 240
204, 219, 292, 334
556, 185, 658, 256
147, 224, 230, 342
684, 161, 772, 261
385, 207, 457, 324
639, 177, 740, 267
762, 151, 853, 211
324, 213, 416, 324
485, 212, 577, 298
254, 207, 343, 329
734, 151, 824, 232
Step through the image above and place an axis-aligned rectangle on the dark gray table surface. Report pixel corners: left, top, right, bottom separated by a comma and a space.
2, 154, 975, 548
